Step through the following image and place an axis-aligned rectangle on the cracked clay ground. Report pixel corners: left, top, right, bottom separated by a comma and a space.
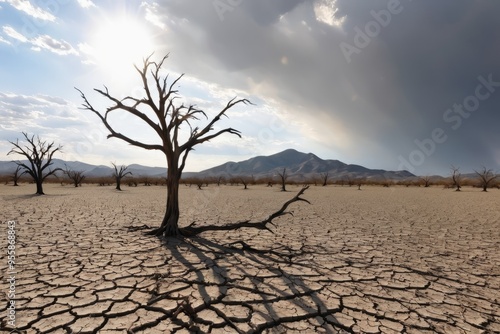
1, 184, 499, 333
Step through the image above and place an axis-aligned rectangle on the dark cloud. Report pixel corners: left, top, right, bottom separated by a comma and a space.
145, 0, 500, 174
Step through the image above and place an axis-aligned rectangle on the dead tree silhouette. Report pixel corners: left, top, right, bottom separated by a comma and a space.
64, 165, 86, 187
277, 168, 288, 192
8, 132, 62, 195
474, 167, 498, 192
11, 165, 25, 186
451, 166, 462, 191
77, 54, 254, 236
112, 163, 132, 191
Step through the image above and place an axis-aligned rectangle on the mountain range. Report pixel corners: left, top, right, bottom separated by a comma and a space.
0, 149, 415, 181
194, 149, 414, 181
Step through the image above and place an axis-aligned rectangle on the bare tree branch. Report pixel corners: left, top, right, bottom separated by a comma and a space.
180, 186, 310, 237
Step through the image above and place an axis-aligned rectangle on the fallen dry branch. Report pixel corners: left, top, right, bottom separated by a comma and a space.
178, 186, 310, 237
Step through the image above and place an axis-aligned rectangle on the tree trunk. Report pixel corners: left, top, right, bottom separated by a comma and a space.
145, 156, 182, 238
116, 177, 121, 191
483, 185, 487, 192
158, 166, 181, 236
36, 180, 44, 195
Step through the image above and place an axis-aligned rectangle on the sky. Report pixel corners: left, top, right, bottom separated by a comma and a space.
0, 0, 499, 176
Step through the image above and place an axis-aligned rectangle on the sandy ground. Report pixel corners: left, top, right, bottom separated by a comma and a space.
0, 183, 499, 333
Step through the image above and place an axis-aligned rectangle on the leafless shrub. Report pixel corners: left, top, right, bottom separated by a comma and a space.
64, 165, 86, 187
419, 175, 432, 187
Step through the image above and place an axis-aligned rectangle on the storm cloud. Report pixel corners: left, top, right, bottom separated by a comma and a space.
144, 0, 500, 174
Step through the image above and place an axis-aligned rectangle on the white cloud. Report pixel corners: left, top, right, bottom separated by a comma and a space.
141, 1, 167, 30
0, 0, 56, 21
0, 36, 11, 44
313, 0, 345, 27
32, 34, 78, 55
3, 25, 28, 42
2, 25, 78, 56
0, 92, 80, 133
77, 0, 95, 9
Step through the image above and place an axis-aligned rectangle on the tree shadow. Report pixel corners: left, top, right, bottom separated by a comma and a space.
132, 233, 351, 333
1, 193, 69, 201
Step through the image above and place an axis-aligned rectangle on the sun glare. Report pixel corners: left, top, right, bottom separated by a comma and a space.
86, 16, 155, 81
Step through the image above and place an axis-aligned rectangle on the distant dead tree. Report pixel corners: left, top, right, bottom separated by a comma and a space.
277, 168, 288, 191
474, 167, 498, 192
8, 132, 62, 195
356, 178, 363, 190
195, 178, 204, 190
216, 176, 225, 186
112, 163, 132, 191
76, 54, 252, 237
239, 175, 254, 190
320, 172, 330, 186
419, 175, 432, 187
64, 165, 86, 187
450, 166, 462, 191
11, 165, 25, 186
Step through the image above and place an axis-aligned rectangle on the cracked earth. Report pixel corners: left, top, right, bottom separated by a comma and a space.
1, 184, 499, 333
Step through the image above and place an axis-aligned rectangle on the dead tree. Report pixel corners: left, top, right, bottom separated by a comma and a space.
239, 175, 254, 190
357, 179, 363, 190
76, 54, 251, 237
277, 168, 288, 192
451, 166, 462, 191
8, 132, 62, 195
112, 163, 132, 191
64, 166, 86, 187
216, 176, 225, 186
419, 175, 432, 187
11, 165, 25, 186
474, 167, 498, 192
195, 178, 204, 190
320, 172, 329, 186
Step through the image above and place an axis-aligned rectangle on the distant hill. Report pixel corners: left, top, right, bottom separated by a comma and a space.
0, 159, 168, 178
195, 149, 415, 181
0, 149, 415, 180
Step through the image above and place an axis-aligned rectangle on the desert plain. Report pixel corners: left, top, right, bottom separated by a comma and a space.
0, 183, 499, 333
